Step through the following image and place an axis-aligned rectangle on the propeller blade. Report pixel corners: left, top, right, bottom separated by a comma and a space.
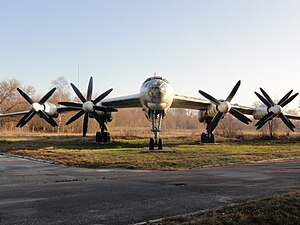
86, 77, 93, 101
226, 80, 241, 102
207, 111, 223, 133
198, 90, 220, 105
254, 91, 272, 107
38, 111, 58, 127
20, 112, 37, 127
92, 111, 108, 131
93, 88, 113, 104
71, 83, 86, 103
16, 111, 35, 127
93, 105, 118, 112
277, 90, 293, 106
229, 108, 252, 124
278, 113, 295, 131
83, 113, 89, 137
39, 88, 56, 104
58, 102, 83, 108
65, 110, 85, 125
280, 93, 299, 107
17, 88, 34, 104
260, 88, 275, 106
255, 112, 274, 129
255, 111, 273, 127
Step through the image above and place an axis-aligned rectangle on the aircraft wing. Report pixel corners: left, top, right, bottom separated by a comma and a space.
171, 94, 210, 110
0, 110, 30, 117
56, 105, 82, 113
171, 94, 255, 115
101, 94, 142, 108
229, 104, 255, 115
285, 113, 300, 120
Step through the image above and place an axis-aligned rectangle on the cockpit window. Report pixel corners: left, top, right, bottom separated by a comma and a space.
143, 76, 170, 85
162, 78, 170, 84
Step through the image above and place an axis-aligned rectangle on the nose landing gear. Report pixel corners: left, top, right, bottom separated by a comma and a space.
149, 110, 164, 150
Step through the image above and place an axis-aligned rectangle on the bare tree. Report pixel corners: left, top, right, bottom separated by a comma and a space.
50, 76, 71, 102
216, 114, 245, 137
0, 78, 36, 113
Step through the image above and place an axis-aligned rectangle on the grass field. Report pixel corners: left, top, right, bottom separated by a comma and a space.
0, 133, 300, 169
148, 191, 300, 225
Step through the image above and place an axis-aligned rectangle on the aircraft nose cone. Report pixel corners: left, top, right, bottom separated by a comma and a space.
150, 87, 166, 99
149, 81, 166, 100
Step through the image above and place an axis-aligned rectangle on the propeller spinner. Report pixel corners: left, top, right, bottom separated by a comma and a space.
254, 88, 298, 131
16, 88, 58, 127
199, 80, 252, 134
59, 76, 118, 137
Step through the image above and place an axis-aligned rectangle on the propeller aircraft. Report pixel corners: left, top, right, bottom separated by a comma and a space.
1, 75, 300, 150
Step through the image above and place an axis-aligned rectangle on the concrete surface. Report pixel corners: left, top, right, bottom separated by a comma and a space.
0, 154, 299, 225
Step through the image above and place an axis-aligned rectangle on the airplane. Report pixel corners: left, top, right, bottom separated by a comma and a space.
0, 75, 299, 150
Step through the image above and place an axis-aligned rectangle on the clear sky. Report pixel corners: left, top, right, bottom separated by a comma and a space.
1, 0, 300, 109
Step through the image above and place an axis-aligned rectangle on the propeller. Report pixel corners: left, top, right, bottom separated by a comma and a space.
199, 80, 252, 134
254, 88, 298, 131
59, 76, 118, 137
16, 88, 58, 127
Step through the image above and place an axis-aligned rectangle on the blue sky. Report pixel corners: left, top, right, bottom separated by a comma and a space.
1, 0, 300, 109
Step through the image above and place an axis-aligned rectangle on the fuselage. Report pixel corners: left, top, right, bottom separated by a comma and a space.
139, 76, 174, 112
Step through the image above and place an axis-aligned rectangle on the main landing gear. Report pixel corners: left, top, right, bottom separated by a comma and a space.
149, 110, 164, 150
96, 126, 111, 143
200, 132, 215, 143
201, 118, 215, 143
96, 131, 111, 143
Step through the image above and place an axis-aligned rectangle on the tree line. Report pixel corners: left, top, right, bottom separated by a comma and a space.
0, 77, 299, 138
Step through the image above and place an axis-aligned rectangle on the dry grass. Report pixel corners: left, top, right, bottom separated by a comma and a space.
1, 132, 300, 169
149, 190, 300, 225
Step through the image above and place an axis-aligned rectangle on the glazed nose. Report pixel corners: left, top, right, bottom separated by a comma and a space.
150, 86, 166, 98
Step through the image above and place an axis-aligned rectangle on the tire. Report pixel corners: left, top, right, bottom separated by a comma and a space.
158, 138, 163, 150
149, 138, 155, 150
208, 133, 215, 143
103, 132, 108, 143
96, 132, 102, 142
201, 133, 207, 143
107, 132, 111, 143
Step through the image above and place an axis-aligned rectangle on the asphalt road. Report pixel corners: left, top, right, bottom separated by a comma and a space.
0, 154, 299, 225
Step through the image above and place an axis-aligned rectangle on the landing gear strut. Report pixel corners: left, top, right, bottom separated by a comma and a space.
149, 110, 164, 150
201, 118, 215, 143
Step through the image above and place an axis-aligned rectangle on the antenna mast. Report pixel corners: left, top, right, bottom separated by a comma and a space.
77, 57, 80, 88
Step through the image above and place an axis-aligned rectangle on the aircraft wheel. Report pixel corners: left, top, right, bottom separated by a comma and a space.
96, 132, 103, 142
103, 132, 108, 143
208, 133, 215, 143
201, 133, 208, 143
107, 132, 111, 143
158, 138, 163, 150
149, 138, 155, 150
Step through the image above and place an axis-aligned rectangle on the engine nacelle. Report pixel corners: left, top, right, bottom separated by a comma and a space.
252, 105, 268, 120
198, 110, 207, 123
44, 102, 59, 118
198, 104, 219, 123
93, 110, 113, 122
106, 112, 113, 122
207, 104, 218, 118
